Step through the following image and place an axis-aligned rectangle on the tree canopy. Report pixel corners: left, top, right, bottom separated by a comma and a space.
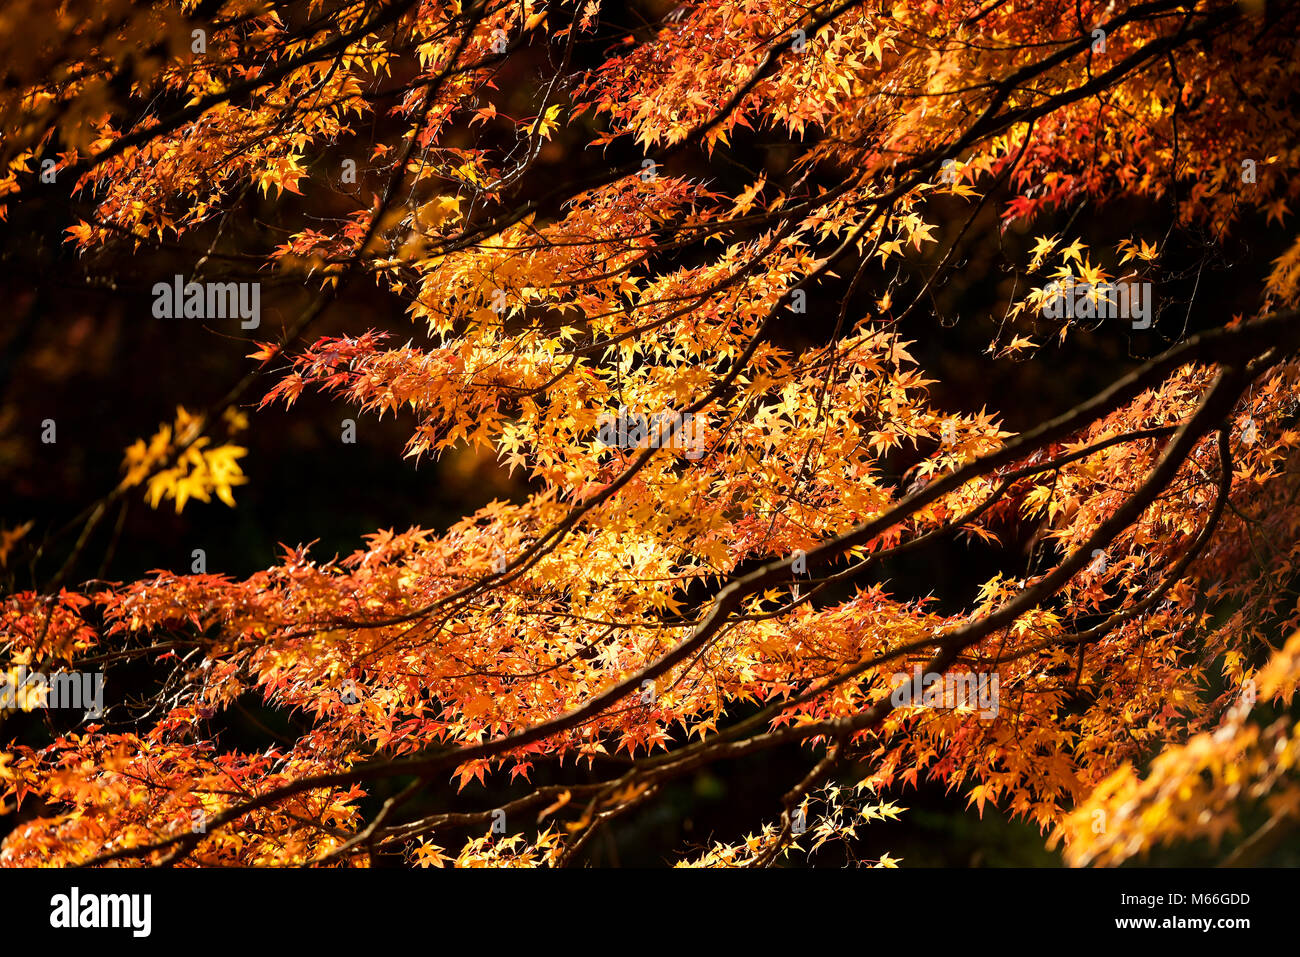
3, 0, 1300, 867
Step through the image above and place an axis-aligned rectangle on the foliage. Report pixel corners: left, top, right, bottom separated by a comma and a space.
3, 0, 1300, 867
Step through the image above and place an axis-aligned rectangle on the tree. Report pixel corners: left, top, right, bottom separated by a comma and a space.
2, 0, 1299, 868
